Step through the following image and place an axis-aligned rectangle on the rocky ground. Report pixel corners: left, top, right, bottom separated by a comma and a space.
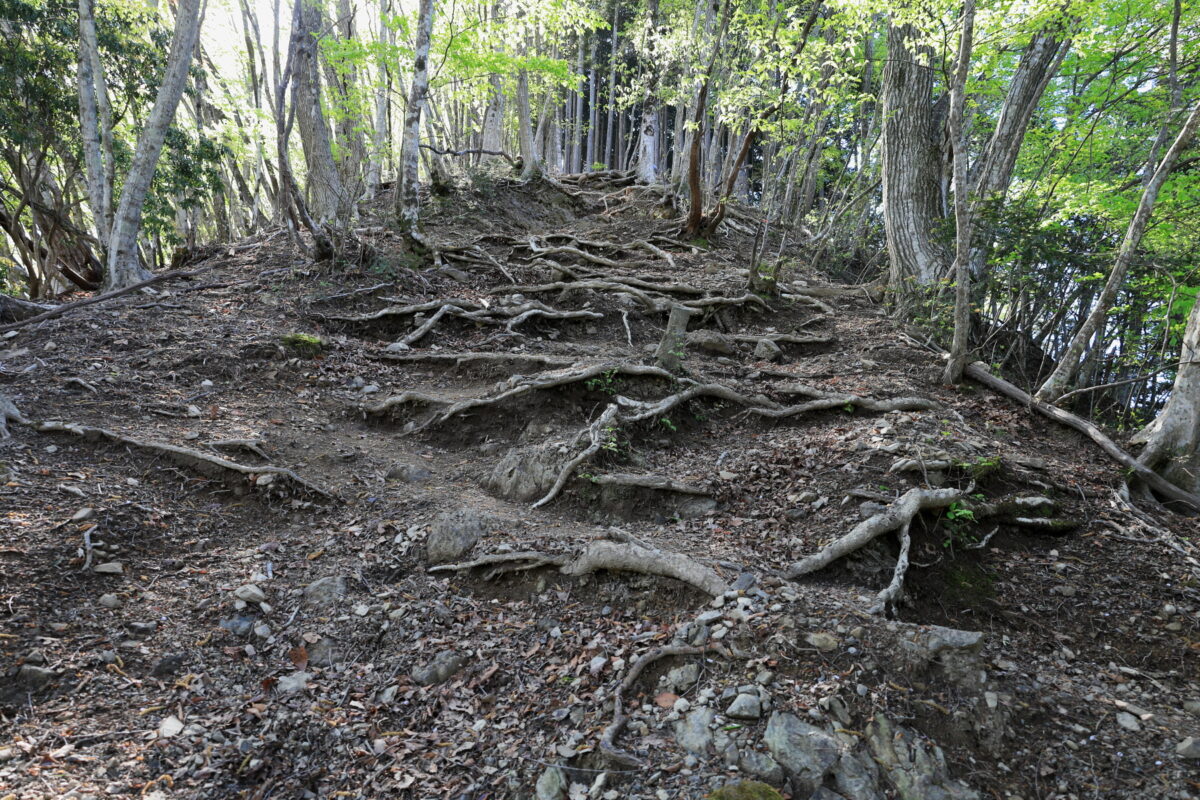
1, 175, 1199, 800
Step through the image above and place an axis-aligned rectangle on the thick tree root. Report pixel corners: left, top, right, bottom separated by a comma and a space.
871, 520, 913, 615
730, 333, 834, 346
600, 642, 731, 767
430, 536, 728, 597
493, 278, 664, 311
28, 421, 334, 500
372, 351, 575, 371
754, 384, 936, 420
617, 382, 778, 422
331, 297, 601, 345
591, 473, 709, 495
786, 486, 963, 580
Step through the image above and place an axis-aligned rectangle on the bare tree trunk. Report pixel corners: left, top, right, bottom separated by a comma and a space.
1133, 291, 1200, 493
942, 0, 976, 385
77, 0, 115, 243
366, 0, 392, 197
603, 0, 620, 169
880, 20, 947, 291
1036, 101, 1200, 402
294, 0, 346, 224
571, 36, 585, 173
395, 0, 434, 248
516, 69, 539, 179
105, 0, 205, 291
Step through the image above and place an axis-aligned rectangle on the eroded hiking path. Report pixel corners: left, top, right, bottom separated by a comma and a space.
2, 180, 1198, 799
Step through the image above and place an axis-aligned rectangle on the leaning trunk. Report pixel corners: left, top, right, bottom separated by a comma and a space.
105, 0, 204, 291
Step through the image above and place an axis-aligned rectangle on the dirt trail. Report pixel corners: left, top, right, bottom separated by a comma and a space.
1, 177, 1198, 799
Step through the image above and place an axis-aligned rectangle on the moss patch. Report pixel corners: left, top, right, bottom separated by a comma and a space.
707, 781, 784, 800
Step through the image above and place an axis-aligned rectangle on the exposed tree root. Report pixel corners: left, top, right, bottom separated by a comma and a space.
372, 351, 575, 371
27, 420, 333, 500
730, 333, 834, 346
494, 278, 663, 311
429, 535, 728, 597
786, 486, 964, 580
683, 293, 774, 313
532, 404, 619, 508
616, 382, 779, 423
600, 642, 731, 767
965, 361, 1200, 513
871, 519, 913, 615
754, 384, 936, 420
327, 298, 480, 324
591, 473, 710, 495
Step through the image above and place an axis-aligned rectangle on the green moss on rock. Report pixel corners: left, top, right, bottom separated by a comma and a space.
706, 781, 784, 800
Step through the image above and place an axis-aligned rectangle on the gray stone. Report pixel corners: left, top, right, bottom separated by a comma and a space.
233, 584, 266, 604
740, 750, 785, 785
1177, 737, 1200, 759
674, 707, 716, 755
732, 572, 757, 591
763, 712, 840, 783
93, 562, 124, 575
666, 662, 701, 694
1184, 700, 1200, 715
151, 654, 187, 677
425, 510, 490, 564
686, 330, 736, 355
835, 752, 884, 800
865, 714, 979, 800
535, 766, 567, 800
890, 622, 984, 688
386, 462, 432, 483
727, 693, 762, 719
126, 621, 157, 638
97, 593, 121, 609
412, 650, 466, 686
806, 632, 839, 652
308, 636, 338, 666
276, 671, 311, 694
754, 339, 784, 362
16, 664, 57, 688
219, 615, 255, 636
1115, 711, 1141, 732
487, 443, 566, 501
304, 576, 348, 607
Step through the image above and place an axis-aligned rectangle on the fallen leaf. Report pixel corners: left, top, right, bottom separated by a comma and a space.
289, 645, 309, 670
654, 692, 679, 708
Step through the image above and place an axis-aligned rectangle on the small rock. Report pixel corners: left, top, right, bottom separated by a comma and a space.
805, 632, 839, 652
535, 766, 568, 800
1176, 737, 1200, 759
731, 572, 757, 591
126, 621, 157, 638
754, 339, 783, 362
97, 593, 121, 609
233, 584, 266, 604
304, 576, 348, 607
308, 636, 337, 666
157, 715, 184, 739
1115, 711, 1141, 732
276, 671, 311, 694
71, 507, 95, 522
763, 712, 840, 782
412, 650, 466, 686
674, 697, 692, 713
739, 750, 785, 786
386, 462, 432, 483
16, 664, 57, 688
93, 562, 124, 575
686, 330, 736, 355
726, 693, 762, 720
425, 509, 489, 564
151, 654, 187, 677
218, 616, 255, 637
667, 662, 701, 692
1183, 700, 1200, 715
674, 707, 716, 755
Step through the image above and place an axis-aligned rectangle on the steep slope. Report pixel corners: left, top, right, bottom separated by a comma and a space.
1, 177, 1197, 800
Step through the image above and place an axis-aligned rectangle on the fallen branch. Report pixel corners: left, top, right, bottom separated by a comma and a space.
419, 144, 517, 167
564, 538, 729, 596
592, 473, 710, 495
964, 361, 1200, 513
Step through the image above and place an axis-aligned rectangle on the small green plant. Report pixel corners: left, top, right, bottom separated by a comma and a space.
600, 425, 621, 453
941, 500, 979, 548
958, 454, 1002, 480
660, 416, 678, 432
585, 368, 620, 395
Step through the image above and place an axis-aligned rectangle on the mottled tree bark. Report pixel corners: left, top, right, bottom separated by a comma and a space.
1134, 292, 1200, 493
395, 0, 434, 247
293, 0, 346, 224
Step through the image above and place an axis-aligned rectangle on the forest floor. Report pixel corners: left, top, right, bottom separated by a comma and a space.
1, 175, 1199, 800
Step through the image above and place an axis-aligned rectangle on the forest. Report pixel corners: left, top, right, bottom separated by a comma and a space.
1, 0, 1199, 798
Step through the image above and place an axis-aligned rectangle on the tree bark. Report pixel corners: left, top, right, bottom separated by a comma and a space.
943, 0, 976, 385
395, 0, 434, 247
880, 20, 946, 290
1133, 292, 1200, 493
1036, 101, 1200, 402
293, 0, 346, 224
76, 0, 115, 244
104, 0, 205, 291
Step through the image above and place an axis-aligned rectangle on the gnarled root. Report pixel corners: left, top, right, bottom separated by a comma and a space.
754, 384, 936, 420
786, 486, 964, 580
532, 404, 619, 508
563, 538, 729, 596
29, 421, 334, 500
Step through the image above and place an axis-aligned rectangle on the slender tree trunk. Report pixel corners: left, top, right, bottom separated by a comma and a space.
366, 0, 392, 196
104, 0, 205, 291
77, 0, 115, 243
516, 69, 538, 179
603, 0, 620, 169
395, 0, 434, 246
943, 0, 976, 385
572, 36, 585, 172
1036, 100, 1200, 402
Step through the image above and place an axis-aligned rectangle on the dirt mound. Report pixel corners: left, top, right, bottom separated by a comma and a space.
0, 182, 1197, 799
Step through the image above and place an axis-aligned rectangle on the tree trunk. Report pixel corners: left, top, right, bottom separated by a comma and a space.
104, 0, 204, 291
516, 69, 538, 179
366, 0, 392, 196
294, 0, 346, 224
942, 0, 976, 385
76, 0, 114, 244
1036, 101, 1200, 402
880, 20, 946, 290
395, 0, 434, 246
1133, 294, 1200, 493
